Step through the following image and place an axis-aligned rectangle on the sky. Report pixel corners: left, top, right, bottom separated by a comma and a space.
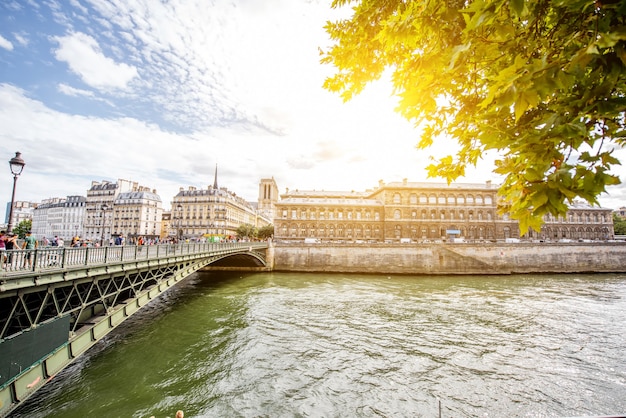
1, 0, 625, 220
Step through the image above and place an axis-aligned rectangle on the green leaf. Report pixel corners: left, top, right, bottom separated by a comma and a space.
510, 0, 524, 17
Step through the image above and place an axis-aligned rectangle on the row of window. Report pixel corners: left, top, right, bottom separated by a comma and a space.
280, 208, 611, 224
282, 209, 381, 220
544, 213, 609, 223
391, 193, 495, 205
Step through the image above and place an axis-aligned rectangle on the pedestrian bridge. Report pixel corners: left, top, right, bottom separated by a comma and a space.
0, 242, 269, 417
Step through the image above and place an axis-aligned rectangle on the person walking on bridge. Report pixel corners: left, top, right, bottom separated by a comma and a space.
22, 231, 38, 268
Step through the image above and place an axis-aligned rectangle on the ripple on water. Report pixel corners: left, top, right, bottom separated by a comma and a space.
11, 272, 626, 418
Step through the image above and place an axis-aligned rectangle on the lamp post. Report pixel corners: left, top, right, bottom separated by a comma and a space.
100, 203, 109, 246
7, 152, 26, 233
177, 204, 183, 241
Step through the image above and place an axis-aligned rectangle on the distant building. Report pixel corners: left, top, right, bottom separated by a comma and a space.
84, 179, 139, 243
171, 167, 272, 241
616, 207, 626, 218
274, 179, 614, 242
31, 196, 86, 241
258, 177, 279, 222
527, 200, 614, 241
160, 211, 172, 240
112, 187, 163, 241
4, 200, 37, 229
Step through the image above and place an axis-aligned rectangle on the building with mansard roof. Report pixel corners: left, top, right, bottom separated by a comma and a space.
274, 179, 614, 242
112, 187, 163, 241
84, 179, 136, 242
170, 166, 272, 241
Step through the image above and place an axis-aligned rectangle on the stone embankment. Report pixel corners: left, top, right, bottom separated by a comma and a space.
271, 242, 626, 275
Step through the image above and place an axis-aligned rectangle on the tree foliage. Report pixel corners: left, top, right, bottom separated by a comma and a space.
257, 224, 274, 240
322, 0, 626, 233
12, 220, 32, 239
613, 213, 626, 235
236, 223, 257, 240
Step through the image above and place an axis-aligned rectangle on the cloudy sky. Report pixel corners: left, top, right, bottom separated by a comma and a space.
1, 0, 624, 220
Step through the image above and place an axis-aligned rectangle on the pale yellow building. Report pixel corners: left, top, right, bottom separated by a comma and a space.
274, 179, 614, 242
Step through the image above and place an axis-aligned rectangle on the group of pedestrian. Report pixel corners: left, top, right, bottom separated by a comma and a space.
0, 230, 37, 269
0, 230, 18, 268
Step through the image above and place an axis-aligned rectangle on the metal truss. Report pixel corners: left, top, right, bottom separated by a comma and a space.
0, 263, 183, 340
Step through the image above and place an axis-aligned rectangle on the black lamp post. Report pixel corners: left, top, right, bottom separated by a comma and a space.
100, 203, 109, 246
7, 152, 26, 233
177, 204, 183, 241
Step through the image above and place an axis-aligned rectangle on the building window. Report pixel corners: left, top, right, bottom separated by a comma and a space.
419, 194, 427, 204
393, 193, 401, 204
394, 210, 401, 220
410, 194, 417, 204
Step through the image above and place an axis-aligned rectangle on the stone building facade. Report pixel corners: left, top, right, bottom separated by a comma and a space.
4, 201, 37, 230
171, 186, 272, 240
84, 179, 136, 242
274, 179, 614, 242
171, 169, 272, 241
257, 177, 279, 222
112, 187, 163, 241
525, 201, 614, 241
31, 195, 86, 241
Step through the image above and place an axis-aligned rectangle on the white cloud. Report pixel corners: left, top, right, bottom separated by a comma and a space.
57, 83, 94, 97
52, 32, 138, 90
0, 34, 14, 51
1, 0, 624, 224
12, 33, 29, 47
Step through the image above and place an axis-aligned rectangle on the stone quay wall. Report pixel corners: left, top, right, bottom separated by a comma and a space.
271, 242, 626, 275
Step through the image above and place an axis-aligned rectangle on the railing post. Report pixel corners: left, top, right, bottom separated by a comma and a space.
31, 250, 38, 272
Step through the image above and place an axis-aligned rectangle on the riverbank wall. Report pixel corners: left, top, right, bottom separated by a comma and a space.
271, 242, 626, 275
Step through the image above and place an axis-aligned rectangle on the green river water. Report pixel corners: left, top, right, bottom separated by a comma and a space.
11, 271, 626, 417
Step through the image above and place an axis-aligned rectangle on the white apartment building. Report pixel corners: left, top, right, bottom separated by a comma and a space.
112, 187, 163, 242
84, 179, 136, 243
4, 200, 37, 230
31, 196, 86, 241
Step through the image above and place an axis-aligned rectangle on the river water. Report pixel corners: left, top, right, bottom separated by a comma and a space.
12, 272, 626, 417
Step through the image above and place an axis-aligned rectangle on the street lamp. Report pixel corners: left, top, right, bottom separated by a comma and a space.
101, 203, 109, 246
177, 204, 183, 241
7, 152, 26, 233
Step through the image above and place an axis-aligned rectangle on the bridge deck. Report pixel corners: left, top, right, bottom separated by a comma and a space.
1, 241, 268, 291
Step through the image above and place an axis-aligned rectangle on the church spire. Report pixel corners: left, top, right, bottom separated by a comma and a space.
213, 164, 218, 189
